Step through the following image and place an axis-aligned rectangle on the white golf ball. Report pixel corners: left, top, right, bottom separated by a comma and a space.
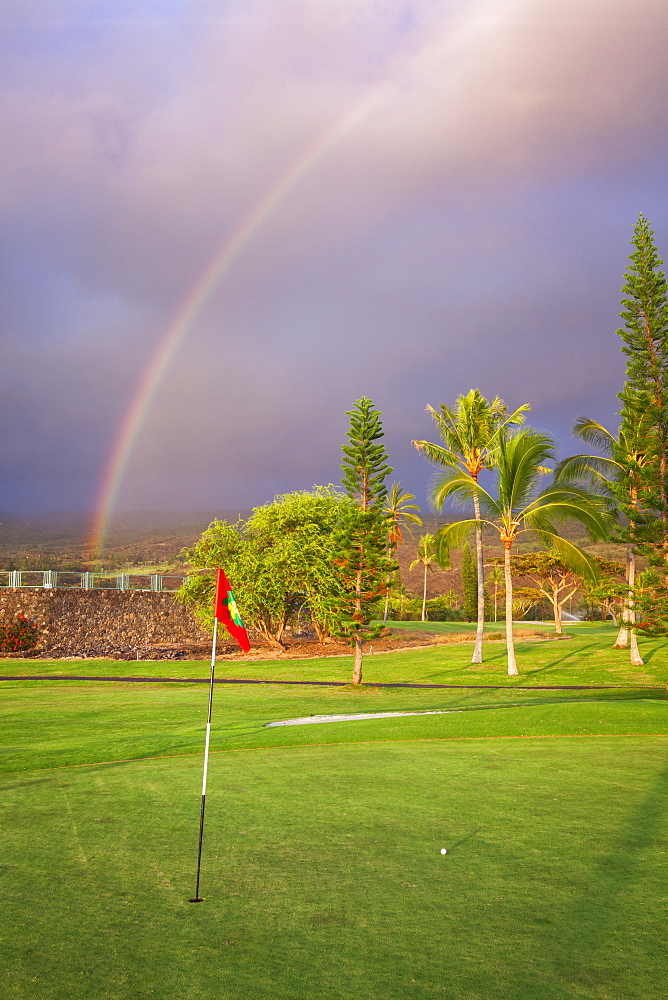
440, 848, 447, 855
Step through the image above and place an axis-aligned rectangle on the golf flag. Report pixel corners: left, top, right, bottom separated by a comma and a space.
214, 568, 251, 652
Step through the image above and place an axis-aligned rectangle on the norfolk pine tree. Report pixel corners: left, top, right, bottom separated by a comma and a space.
559, 217, 668, 654
617, 215, 668, 569
335, 398, 395, 685
461, 542, 478, 622
557, 414, 652, 664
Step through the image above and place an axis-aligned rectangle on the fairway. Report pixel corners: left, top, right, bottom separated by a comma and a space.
1, 630, 667, 999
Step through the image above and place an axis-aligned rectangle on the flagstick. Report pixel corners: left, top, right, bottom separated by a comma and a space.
189, 617, 218, 902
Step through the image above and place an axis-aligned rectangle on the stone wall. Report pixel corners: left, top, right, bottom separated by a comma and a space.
0, 588, 209, 657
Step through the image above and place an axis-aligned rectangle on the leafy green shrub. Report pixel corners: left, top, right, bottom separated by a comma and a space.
424, 596, 466, 621
0, 614, 39, 653
380, 595, 466, 622
382, 596, 422, 621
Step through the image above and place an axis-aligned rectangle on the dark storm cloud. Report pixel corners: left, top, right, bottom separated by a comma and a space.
1, 0, 667, 515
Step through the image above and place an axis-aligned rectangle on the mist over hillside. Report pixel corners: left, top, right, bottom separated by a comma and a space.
0, 511, 250, 570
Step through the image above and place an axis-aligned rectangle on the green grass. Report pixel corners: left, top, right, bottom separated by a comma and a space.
3, 622, 668, 688
1, 630, 667, 998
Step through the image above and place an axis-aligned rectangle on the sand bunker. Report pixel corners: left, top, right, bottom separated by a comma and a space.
265, 709, 457, 727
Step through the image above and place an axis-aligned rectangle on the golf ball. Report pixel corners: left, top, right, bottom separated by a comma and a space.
440, 848, 447, 855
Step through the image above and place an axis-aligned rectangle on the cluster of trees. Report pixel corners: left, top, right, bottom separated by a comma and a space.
414, 397, 611, 675
485, 552, 625, 631
182, 214, 668, 680
556, 215, 668, 663
180, 399, 411, 685
411, 214, 668, 674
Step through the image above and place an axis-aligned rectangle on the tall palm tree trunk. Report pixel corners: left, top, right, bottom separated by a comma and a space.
421, 565, 428, 621
504, 544, 518, 676
472, 492, 485, 664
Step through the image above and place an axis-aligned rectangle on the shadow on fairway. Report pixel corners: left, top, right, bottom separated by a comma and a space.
544, 756, 668, 994
445, 827, 482, 852
520, 642, 600, 675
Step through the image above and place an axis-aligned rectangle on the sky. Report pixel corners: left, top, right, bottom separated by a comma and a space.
1, 0, 667, 525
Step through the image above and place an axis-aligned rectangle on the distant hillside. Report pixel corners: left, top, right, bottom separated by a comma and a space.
0, 511, 249, 570
0, 510, 628, 586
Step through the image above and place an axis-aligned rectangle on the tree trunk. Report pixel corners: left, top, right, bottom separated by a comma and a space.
614, 620, 629, 648
627, 549, 644, 666
472, 492, 485, 664
312, 619, 331, 644
352, 566, 364, 685
504, 545, 518, 676
613, 545, 632, 648
257, 619, 285, 650
554, 604, 562, 635
352, 633, 363, 684
382, 542, 393, 625
421, 566, 427, 621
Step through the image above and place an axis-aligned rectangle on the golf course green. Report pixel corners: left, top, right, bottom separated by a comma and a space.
1, 623, 666, 999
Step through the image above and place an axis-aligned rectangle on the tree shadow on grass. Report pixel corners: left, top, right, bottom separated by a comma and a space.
436, 689, 658, 718
516, 642, 600, 676
636, 641, 668, 664
537, 755, 668, 997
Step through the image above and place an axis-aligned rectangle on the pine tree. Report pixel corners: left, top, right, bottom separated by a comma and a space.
617, 215, 668, 569
461, 542, 477, 622
334, 397, 395, 685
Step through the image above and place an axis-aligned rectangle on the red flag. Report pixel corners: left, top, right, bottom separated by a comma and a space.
214, 569, 251, 652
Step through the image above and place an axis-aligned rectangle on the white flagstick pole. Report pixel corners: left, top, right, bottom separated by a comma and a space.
190, 617, 218, 902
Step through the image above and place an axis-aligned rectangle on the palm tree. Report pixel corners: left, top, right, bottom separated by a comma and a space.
413, 390, 529, 664
556, 413, 654, 666
439, 429, 610, 675
382, 482, 422, 623
409, 533, 450, 621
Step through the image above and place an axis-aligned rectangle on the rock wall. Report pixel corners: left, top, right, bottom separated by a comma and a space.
0, 588, 209, 657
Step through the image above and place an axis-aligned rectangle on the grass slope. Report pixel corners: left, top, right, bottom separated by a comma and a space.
1, 628, 667, 999
2, 740, 667, 999
3, 623, 668, 688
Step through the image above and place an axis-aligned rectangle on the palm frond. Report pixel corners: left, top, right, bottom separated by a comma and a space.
429, 470, 498, 514
522, 497, 611, 542
554, 453, 619, 493
531, 531, 600, 582
434, 532, 452, 569
495, 430, 556, 514
573, 417, 616, 456
436, 519, 485, 549
412, 439, 458, 469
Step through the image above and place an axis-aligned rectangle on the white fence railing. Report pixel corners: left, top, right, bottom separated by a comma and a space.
0, 571, 187, 592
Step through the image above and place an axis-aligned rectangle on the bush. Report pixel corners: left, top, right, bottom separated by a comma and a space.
380, 596, 422, 621
0, 614, 40, 653
380, 595, 466, 622
424, 597, 466, 621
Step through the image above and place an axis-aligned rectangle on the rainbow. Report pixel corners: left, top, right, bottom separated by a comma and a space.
86, 3, 503, 557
